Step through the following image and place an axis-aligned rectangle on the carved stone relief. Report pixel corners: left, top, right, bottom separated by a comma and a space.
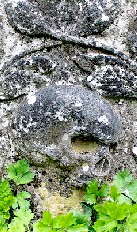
0, 0, 137, 206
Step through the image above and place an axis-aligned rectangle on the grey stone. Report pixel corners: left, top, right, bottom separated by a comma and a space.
5, 0, 121, 38
0, 9, 4, 60
73, 53, 137, 98
0, 0, 137, 194
0, 53, 56, 99
12, 85, 120, 179
127, 15, 137, 60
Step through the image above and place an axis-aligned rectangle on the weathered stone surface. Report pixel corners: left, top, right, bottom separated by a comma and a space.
5, 0, 121, 37
73, 53, 137, 98
127, 15, 137, 60
12, 85, 120, 183
0, 6, 4, 60
1, 46, 137, 101
0, 0, 137, 213
0, 53, 57, 99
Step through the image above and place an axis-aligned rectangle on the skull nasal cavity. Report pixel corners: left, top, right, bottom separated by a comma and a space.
71, 135, 99, 153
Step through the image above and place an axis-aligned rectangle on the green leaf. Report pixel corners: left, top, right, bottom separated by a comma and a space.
94, 202, 128, 220
7, 159, 34, 185
67, 224, 89, 232
0, 224, 8, 232
93, 218, 118, 232
125, 180, 137, 202
72, 211, 91, 227
13, 191, 31, 209
0, 180, 15, 215
41, 211, 53, 226
0, 180, 11, 197
0, 214, 7, 226
14, 208, 34, 226
86, 180, 99, 195
33, 221, 54, 232
98, 183, 109, 197
109, 185, 120, 201
83, 193, 97, 205
53, 213, 76, 229
83, 180, 99, 205
113, 170, 133, 191
8, 218, 26, 232
117, 194, 132, 205
33, 212, 53, 232
124, 211, 137, 232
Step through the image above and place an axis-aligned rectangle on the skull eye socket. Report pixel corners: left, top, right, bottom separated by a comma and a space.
71, 135, 99, 154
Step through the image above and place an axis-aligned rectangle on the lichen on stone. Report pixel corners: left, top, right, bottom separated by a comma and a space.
38, 182, 84, 216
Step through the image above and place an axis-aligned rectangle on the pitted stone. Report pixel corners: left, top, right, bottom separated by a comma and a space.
73, 53, 137, 98
127, 15, 137, 60
0, 53, 56, 99
5, 0, 121, 38
12, 85, 120, 169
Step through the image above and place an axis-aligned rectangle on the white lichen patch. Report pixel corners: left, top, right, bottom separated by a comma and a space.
132, 147, 137, 156
101, 13, 109, 22
2, 119, 9, 128
27, 94, 36, 105
82, 163, 89, 172
98, 115, 109, 125
55, 111, 67, 122
75, 98, 83, 107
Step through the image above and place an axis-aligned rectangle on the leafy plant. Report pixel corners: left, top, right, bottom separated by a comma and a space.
7, 159, 34, 185
1, 159, 137, 232
83, 169, 137, 232
33, 211, 89, 232
0, 159, 34, 232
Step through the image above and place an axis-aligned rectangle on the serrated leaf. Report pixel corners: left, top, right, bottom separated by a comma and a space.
0, 180, 12, 197
0, 184, 15, 216
41, 211, 53, 226
124, 212, 137, 232
93, 218, 118, 232
109, 185, 120, 201
53, 213, 76, 229
13, 191, 31, 209
113, 170, 133, 191
117, 194, 132, 205
83, 193, 97, 205
0, 195, 15, 213
7, 159, 34, 185
98, 183, 109, 197
94, 202, 128, 221
126, 180, 137, 202
14, 208, 34, 226
8, 218, 26, 232
82, 204, 92, 216
33, 221, 54, 232
86, 180, 98, 195
72, 211, 91, 226
128, 203, 137, 214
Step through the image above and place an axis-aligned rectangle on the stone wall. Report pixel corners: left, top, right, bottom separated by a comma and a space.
0, 0, 137, 213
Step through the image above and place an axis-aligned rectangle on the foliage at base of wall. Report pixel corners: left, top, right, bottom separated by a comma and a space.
1, 159, 137, 232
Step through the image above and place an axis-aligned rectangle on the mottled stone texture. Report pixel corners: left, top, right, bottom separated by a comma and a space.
5, 0, 121, 37
12, 85, 119, 184
127, 15, 137, 60
0, 0, 137, 199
